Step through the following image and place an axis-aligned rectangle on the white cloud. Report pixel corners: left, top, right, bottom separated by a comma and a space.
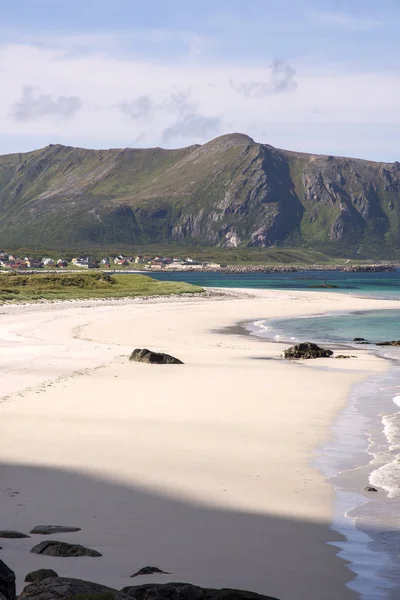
311, 11, 382, 31
0, 35, 399, 159
231, 59, 297, 98
11, 85, 81, 122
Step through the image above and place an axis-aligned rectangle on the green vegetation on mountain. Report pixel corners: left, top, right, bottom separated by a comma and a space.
0, 272, 203, 303
0, 133, 399, 257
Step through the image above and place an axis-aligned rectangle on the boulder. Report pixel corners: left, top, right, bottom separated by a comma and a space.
283, 342, 333, 360
129, 349, 183, 365
353, 338, 366, 342
24, 569, 59, 583
335, 355, 356, 359
0, 529, 31, 539
365, 486, 378, 492
0, 559, 16, 600
30, 525, 81, 535
131, 567, 170, 578
376, 341, 400, 347
30, 540, 102, 557
121, 583, 279, 600
20, 577, 129, 599
0, 531, 29, 539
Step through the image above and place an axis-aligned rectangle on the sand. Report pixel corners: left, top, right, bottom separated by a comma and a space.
0, 288, 398, 599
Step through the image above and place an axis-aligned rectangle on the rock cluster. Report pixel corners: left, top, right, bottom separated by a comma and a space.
121, 583, 279, 600
30, 525, 81, 535
0, 531, 29, 539
0, 559, 15, 600
129, 349, 183, 365
131, 567, 170, 578
24, 569, 59, 583
19, 578, 280, 600
1, 558, 281, 600
31, 540, 102, 557
283, 342, 333, 360
20, 577, 128, 599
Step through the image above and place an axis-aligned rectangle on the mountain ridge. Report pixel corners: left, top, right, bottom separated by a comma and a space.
0, 133, 399, 255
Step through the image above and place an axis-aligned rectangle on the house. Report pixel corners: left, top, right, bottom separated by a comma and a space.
74, 257, 88, 267
25, 259, 43, 268
42, 257, 55, 266
8, 259, 27, 269
57, 259, 68, 268
75, 259, 98, 268
114, 258, 129, 266
134, 256, 145, 264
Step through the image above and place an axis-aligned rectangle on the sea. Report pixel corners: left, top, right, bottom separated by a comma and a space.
149, 270, 400, 599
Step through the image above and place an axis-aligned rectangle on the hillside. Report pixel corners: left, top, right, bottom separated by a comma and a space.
0, 134, 399, 256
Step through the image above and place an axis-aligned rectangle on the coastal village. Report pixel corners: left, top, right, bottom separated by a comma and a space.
0, 252, 222, 271
0, 251, 396, 273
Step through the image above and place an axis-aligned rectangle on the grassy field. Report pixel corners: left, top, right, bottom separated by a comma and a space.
0, 272, 203, 303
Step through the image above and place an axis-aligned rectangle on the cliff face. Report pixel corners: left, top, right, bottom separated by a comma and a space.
0, 134, 399, 253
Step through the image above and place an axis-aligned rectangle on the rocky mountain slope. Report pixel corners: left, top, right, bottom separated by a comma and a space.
0, 133, 399, 254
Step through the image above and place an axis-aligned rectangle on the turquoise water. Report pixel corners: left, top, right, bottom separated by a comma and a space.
148, 269, 400, 297
250, 309, 400, 345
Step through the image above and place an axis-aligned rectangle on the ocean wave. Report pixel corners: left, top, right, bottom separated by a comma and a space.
369, 411, 400, 497
369, 460, 400, 498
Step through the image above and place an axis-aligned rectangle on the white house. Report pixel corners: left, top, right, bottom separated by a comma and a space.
42, 257, 55, 266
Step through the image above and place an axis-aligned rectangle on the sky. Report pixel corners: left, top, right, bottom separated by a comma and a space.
0, 0, 399, 160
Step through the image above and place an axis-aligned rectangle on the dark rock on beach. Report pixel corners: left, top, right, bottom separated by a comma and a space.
0, 531, 29, 539
353, 338, 366, 342
130, 349, 183, 365
121, 582, 280, 600
24, 569, 59, 583
336, 355, 356, 359
20, 577, 129, 599
376, 340, 400, 346
30, 525, 81, 535
131, 567, 171, 578
0, 559, 16, 600
365, 486, 378, 492
283, 342, 333, 360
30, 540, 102, 557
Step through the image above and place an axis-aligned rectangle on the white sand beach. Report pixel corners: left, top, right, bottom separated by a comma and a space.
1, 289, 398, 599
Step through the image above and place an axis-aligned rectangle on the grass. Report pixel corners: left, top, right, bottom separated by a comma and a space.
0, 272, 203, 303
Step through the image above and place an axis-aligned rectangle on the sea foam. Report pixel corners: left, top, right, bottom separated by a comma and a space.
369, 407, 400, 497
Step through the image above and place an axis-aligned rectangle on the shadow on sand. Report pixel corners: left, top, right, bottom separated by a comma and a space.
0, 462, 357, 600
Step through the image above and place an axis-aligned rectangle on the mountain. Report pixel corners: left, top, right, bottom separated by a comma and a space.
0, 133, 399, 255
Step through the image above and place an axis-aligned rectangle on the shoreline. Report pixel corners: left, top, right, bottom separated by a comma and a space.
1, 288, 398, 599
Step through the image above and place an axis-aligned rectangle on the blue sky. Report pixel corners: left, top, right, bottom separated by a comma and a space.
1, 0, 399, 160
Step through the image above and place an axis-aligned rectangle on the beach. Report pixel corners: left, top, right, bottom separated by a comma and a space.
1, 289, 398, 599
